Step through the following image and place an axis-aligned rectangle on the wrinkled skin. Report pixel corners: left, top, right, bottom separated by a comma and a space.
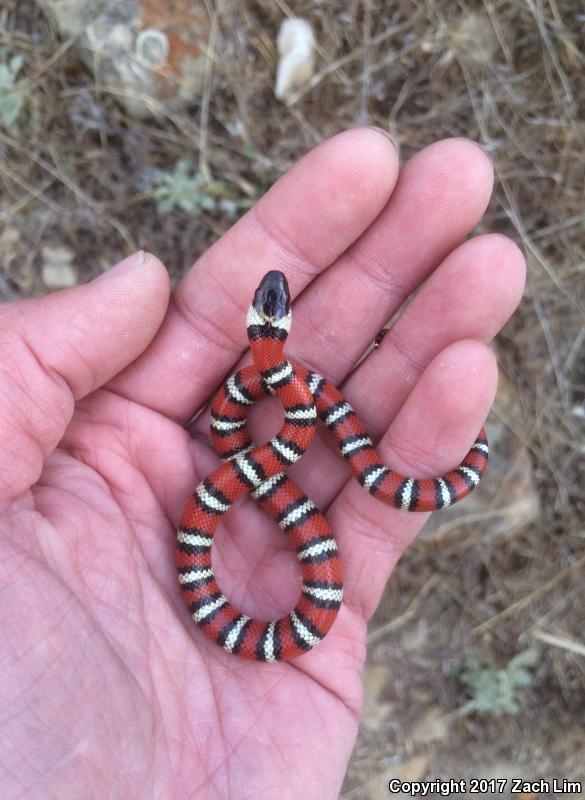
0, 130, 524, 800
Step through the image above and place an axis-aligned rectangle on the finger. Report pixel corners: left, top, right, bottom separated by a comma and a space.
287, 138, 495, 383
0, 252, 169, 502
341, 232, 525, 438
186, 137, 494, 446
187, 136, 494, 445
330, 340, 497, 619
109, 128, 399, 420
290, 232, 523, 511
192, 230, 523, 515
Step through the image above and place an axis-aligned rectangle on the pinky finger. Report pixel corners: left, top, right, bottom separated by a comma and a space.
329, 339, 497, 621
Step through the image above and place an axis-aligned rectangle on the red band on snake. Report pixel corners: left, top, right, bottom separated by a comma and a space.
177, 271, 489, 662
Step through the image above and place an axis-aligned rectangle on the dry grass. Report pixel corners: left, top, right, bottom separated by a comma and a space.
1, 0, 584, 792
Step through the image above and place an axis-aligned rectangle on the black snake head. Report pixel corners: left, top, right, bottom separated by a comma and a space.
253, 271, 291, 322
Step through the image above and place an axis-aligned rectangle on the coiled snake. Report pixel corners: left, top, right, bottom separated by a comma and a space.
177, 271, 488, 661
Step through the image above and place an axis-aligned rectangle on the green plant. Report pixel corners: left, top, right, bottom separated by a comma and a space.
0, 48, 25, 134
456, 649, 538, 716
150, 160, 219, 216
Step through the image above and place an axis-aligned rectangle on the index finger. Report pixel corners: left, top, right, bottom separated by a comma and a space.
108, 128, 399, 420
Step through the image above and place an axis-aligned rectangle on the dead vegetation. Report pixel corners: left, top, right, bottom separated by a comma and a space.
1, 0, 584, 793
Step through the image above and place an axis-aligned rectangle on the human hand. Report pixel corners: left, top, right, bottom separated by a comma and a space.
0, 129, 524, 800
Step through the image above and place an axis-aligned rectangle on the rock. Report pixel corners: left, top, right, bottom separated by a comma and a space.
36, 0, 210, 118
41, 245, 78, 289
275, 18, 316, 103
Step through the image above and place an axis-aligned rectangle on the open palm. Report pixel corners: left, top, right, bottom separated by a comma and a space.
0, 130, 524, 800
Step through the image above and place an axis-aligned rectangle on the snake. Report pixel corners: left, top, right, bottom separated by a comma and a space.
177, 271, 489, 662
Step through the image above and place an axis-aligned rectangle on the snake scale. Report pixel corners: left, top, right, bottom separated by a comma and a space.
177, 272, 488, 662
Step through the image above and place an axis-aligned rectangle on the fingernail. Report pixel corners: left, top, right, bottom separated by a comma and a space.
93, 250, 146, 282
365, 125, 400, 156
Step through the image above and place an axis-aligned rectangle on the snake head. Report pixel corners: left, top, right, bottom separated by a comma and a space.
252, 271, 291, 323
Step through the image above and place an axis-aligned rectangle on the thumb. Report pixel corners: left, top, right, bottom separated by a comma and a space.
0, 251, 169, 502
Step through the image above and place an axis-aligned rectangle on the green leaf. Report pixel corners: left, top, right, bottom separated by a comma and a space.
0, 49, 26, 133
456, 649, 537, 717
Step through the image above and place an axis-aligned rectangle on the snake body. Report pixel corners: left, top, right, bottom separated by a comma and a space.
177, 271, 488, 662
